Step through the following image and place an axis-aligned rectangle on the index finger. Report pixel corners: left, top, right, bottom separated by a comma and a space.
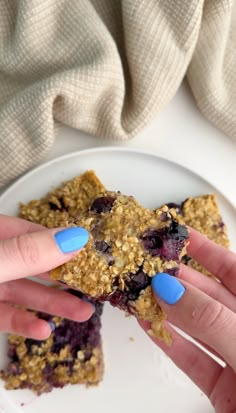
0, 214, 44, 240
188, 228, 236, 295
152, 273, 236, 372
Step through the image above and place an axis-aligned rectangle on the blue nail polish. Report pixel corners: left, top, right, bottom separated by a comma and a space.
152, 272, 185, 305
49, 321, 56, 332
81, 298, 96, 314
54, 227, 89, 253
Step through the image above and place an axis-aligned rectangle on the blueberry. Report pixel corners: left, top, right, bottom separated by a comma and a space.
181, 255, 192, 265
49, 201, 59, 211
90, 196, 115, 213
8, 344, 19, 362
166, 267, 179, 277
42, 363, 54, 380
141, 222, 188, 261
50, 299, 103, 356
141, 230, 163, 252
165, 202, 181, 209
168, 221, 188, 240
165, 202, 182, 214
7, 363, 22, 376
108, 290, 129, 308
25, 338, 44, 353
127, 270, 150, 293
107, 269, 151, 310
95, 241, 112, 254
95, 240, 114, 265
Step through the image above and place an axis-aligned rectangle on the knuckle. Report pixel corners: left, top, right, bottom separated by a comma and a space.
191, 299, 224, 334
0, 282, 12, 301
15, 234, 40, 269
220, 256, 236, 288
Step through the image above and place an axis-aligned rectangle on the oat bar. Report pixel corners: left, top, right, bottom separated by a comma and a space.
0, 291, 104, 395
18, 171, 230, 343
163, 195, 230, 275
19, 170, 106, 228
19, 171, 189, 342
48, 191, 188, 342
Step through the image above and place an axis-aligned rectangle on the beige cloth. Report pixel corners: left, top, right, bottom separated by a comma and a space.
0, 1, 235, 187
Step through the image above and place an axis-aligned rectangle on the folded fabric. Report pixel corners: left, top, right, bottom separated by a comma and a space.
0, 0, 235, 187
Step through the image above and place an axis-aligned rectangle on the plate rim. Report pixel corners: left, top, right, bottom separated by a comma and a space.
0, 146, 236, 211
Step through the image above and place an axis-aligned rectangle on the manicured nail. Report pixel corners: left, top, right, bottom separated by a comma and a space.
49, 321, 56, 332
81, 297, 96, 314
152, 272, 185, 305
54, 227, 89, 253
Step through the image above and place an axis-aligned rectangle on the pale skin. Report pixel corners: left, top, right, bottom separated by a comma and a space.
0, 214, 94, 339
140, 228, 236, 413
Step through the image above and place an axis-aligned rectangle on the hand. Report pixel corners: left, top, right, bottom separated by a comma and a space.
140, 228, 236, 413
0, 214, 93, 340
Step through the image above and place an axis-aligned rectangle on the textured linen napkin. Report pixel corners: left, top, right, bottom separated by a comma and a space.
0, 0, 235, 187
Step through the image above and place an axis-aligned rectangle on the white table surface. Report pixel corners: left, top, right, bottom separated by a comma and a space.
1, 81, 236, 207
43, 81, 236, 207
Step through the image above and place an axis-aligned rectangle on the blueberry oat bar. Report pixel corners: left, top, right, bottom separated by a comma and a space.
163, 194, 230, 276
18, 171, 230, 341
19, 170, 106, 228
2, 172, 229, 395
19, 171, 189, 342
0, 291, 104, 395
50, 192, 189, 342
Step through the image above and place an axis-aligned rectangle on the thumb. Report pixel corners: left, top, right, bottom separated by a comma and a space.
152, 272, 236, 372
0, 226, 89, 282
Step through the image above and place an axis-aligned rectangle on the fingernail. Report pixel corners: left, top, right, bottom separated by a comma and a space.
54, 227, 89, 253
81, 297, 96, 314
152, 272, 185, 305
49, 321, 56, 332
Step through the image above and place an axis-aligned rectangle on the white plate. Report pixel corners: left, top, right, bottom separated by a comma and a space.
0, 147, 235, 413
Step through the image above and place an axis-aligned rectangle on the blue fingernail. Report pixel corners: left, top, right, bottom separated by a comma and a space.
54, 227, 89, 253
81, 297, 96, 313
49, 321, 56, 332
152, 272, 185, 305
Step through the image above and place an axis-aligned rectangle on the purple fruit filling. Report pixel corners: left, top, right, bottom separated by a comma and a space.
7, 344, 19, 362
20, 290, 103, 361
42, 363, 54, 381
95, 241, 114, 266
50, 290, 103, 356
25, 339, 44, 353
165, 202, 181, 209
90, 196, 115, 213
3, 290, 104, 394
6, 363, 22, 376
103, 269, 151, 312
212, 220, 225, 230
141, 221, 188, 261
165, 267, 179, 277
95, 240, 112, 254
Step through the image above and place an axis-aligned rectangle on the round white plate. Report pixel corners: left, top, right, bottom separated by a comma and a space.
0, 147, 235, 413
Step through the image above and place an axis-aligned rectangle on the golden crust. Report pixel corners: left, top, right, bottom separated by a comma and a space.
165, 194, 230, 276
19, 170, 106, 228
